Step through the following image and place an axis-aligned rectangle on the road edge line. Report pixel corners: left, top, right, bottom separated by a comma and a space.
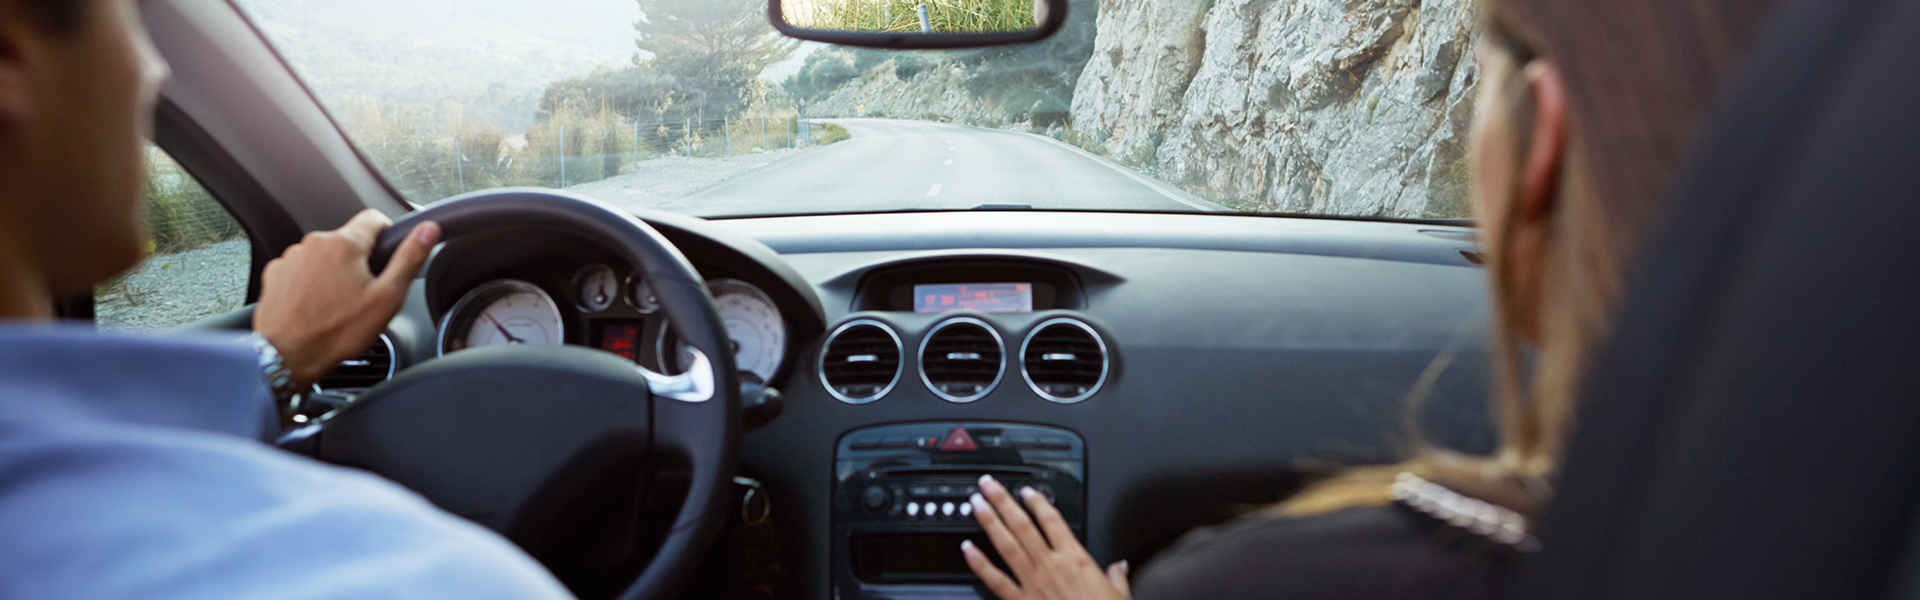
1008, 129, 1232, 212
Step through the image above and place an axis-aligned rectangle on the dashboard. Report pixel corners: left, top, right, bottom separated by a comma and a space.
367, 209, 1495, 600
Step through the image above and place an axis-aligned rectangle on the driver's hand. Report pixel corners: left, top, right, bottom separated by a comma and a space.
964, 475, 1132, 600
255, 209, 440, 386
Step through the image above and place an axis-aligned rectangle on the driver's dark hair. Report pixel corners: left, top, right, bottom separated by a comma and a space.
13, 0, 85, 35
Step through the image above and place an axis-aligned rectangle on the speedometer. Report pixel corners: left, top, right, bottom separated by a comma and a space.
439, 279, 565, 355
709, 279, 787, 384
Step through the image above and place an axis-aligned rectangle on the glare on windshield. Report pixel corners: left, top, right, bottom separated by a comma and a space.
236, 0, 1479, 219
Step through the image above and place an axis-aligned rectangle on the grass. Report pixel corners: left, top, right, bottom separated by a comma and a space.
143, 150, 243, 255
788, 0, 1036, 33
813, 122, 852, 145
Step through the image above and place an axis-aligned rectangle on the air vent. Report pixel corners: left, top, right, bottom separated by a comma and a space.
820, 320, 903, 404
919, 318, 1005, 403
1021, 318, 1109, 403
317, 334, 396, 392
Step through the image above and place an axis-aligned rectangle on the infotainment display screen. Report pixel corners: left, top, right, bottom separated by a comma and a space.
912, 283, 1033, 313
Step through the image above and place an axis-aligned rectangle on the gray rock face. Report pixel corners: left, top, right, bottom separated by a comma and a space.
810, 62, 1011, 125
1073, 0, 1481, 217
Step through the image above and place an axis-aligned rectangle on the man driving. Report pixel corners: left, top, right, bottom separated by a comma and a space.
0, 0, 570, 596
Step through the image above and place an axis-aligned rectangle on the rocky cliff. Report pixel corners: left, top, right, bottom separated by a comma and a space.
811, 61, 1013, 125
1072, 0, 1480, 216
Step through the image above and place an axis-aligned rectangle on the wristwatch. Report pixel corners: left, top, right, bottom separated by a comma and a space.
246, 331, 302, 408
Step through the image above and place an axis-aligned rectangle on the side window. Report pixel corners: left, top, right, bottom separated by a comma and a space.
94, 144, 252, 331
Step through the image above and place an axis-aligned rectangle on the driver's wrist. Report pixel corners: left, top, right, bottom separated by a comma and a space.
245, 331, 303, 409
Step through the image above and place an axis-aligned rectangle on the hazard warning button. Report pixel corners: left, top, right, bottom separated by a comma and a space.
938, 426, 978, 451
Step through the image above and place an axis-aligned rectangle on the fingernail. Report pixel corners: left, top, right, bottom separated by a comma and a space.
978, 475, 1000, 494
971, 493, 991, 514
961, 539, 976, 552
1119, 559, 1130, 575
412, 221, 441, 244
1019, 486, 1039, 499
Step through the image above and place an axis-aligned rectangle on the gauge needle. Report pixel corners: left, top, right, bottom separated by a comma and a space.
482, 313, 525, 344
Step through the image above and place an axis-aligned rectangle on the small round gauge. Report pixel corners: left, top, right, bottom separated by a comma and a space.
709, 279, 787, 384
438, 279, 565, 355
573, 264, 619, 313
627, 274, 662, 314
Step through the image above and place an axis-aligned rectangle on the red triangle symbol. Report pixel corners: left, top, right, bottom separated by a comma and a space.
939, 426, 978, 451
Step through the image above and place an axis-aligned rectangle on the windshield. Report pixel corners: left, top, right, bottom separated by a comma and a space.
235, 0, 1477, 220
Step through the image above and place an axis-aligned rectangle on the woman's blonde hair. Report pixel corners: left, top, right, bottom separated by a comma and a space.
1277, 0, 1784, 518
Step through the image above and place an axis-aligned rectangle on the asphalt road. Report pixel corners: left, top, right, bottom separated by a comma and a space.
653, 119, 1221, 215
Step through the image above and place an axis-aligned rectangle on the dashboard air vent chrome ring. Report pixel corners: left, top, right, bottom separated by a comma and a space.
820, 319, 904, 404
919, 317, 1005, 403
316, 333, 397, 392
1020, 318, 1109, 403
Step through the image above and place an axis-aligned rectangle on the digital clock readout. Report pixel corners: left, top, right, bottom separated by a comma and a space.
913, 283, 1033, 313
595, 321, 641, 361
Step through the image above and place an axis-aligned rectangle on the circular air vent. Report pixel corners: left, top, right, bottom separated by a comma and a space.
919, 317, 1005, 403
819, 320, 903, 404
316, 334, 397, 393
1021, 318, 1109, 403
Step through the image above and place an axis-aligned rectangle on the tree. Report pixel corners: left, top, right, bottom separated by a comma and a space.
634, 0, 798, 120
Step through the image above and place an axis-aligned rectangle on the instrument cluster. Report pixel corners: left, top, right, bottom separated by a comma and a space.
437, 261, 789, 384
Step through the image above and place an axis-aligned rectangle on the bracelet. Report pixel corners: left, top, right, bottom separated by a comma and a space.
246, 331, 302, 408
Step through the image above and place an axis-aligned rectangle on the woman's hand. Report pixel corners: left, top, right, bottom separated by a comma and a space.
964, 475, 1131, 600
254, 209, 439, 386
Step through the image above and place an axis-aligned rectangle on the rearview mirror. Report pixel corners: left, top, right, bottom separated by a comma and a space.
768, 0, 1066, 48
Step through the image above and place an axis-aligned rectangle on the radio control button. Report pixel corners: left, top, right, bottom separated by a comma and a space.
941, 502, 956, 516
880, 435, 910, 448
907, 502, 921, 516
960, 502, 974, 516
862, 485, 891, 512
923, 502, 938, 516
908, 484, 934, 497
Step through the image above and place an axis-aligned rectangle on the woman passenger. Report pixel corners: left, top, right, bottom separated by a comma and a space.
960, 0, 1786, 598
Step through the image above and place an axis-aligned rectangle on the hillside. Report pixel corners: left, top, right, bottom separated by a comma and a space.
236, 0, 644, 133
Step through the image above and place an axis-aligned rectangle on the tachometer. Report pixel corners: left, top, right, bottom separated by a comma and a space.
439, 279, 565, 355
709, 279, 787, 384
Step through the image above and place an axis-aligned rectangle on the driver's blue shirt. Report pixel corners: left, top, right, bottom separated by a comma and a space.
0, 326, 573, 599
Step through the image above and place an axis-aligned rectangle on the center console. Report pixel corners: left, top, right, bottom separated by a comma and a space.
833, 422, 1087, 599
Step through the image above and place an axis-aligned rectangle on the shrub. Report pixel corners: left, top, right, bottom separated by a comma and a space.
813, 122, 852, 145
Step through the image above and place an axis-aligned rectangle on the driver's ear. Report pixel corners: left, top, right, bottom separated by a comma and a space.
0, 3, 42, 129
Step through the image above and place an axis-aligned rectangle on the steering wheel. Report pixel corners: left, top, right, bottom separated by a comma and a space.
309, 189, 740, 600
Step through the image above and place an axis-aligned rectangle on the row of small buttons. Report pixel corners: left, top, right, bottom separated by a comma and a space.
908, 483, 979, 498
906, 501, 974, 518
848, 434, 1074, 451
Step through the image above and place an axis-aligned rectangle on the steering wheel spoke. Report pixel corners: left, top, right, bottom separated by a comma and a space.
639, 347, 716, 403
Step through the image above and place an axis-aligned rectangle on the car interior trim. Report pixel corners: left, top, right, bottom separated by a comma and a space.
640, 347, 717, 403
